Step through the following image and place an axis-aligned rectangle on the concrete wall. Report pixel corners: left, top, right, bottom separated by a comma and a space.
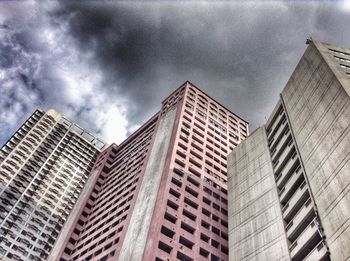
227, 127, 289, 261
118, 108, 177, 261
282, 42, 350, 261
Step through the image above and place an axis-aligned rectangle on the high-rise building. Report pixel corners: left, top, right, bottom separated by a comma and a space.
0, 109, 107, 260
52, 81, 249, 261
227, 40, 350, 261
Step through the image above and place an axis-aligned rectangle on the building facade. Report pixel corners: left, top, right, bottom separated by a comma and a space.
228, 40, 350, 261
52, 81, 249, 261
0, 109, 107, 260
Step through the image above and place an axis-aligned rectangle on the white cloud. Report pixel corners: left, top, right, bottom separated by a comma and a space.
0, 1, 130, 146
99, 106, 129, 144
339, 0, 350, 12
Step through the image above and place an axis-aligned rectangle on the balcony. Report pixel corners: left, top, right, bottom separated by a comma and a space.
271, 134, 292, 162
279, 167, 304, 204
276, 156, 299, 189
267, 111, 285, 140
269, 121, 288, 150
282, 182, 309, 222
273, 147, 295, 173
303, 241, 329, 261
290, 219, 323, 260
286, 198, 315, 242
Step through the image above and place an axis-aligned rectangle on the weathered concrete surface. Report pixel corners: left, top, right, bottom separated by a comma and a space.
118, 108, 177, 261
282, 41, 350, 261
227, 127, 289, 261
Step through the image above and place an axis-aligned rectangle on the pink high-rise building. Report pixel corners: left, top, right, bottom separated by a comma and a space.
51, 81, 249, 261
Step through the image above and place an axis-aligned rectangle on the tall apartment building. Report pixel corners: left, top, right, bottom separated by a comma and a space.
228, 40, 350, 261
51, 81, 249, 261
0, 109, 107, 260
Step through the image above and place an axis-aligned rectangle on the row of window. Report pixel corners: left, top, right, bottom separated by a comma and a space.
186, 87, 247, 133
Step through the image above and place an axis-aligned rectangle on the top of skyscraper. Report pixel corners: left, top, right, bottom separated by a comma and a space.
163, 81, 249, 124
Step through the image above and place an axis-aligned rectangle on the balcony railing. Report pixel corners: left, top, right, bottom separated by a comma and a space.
276, 156, 299, 189
282, 182, 309, 222
269, 121, 288, 150
286, 199, 315, 242
290, 219, 322, 260
303, 241, 329, 261
271, 133, 291, 159
267, 111, 285, 140
273, 147, 295, 173
279, 167, 304, 204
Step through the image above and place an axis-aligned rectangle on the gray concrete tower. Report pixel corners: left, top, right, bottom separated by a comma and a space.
228, 40, 350, 261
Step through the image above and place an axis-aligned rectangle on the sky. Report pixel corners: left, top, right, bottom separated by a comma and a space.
1, 0, 350, 146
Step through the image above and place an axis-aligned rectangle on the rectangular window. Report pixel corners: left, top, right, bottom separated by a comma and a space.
179, 236, 194, 249
200, 233, 210, 243
185, 186, 198, 198
183, 209, 196, 221
181, 222, 195, 234
176, 251, 193, 261
169, 188, 181, 199
161, 226, 175, 239
184, 197, 198, 209
158, 241, 172, 254
167, 200, 179, 211
164, 212, 177, 224
200, 248, 209, 257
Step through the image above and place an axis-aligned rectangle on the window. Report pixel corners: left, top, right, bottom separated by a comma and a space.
185, 186, 198, 198
184, 197, 198, 209
181, 222, 195, 234
212, 226, 220, 236
179, 236, 194, 249
201, 220, 210, 230
177, 251, 193, 261
200, 233, 210, 243
158, 241, 172, 254
167, 200, 179, 211
161, 226, 175, 239
164, 212, 177, 224
183, 209, 196, 221
187, 176, 200, 187
203, 197, 211, 206
202, 208, 211, 217
211, 239, 220, 248
200, 248, 209, 258
171, 178, 182, 188
221, 245, 228, 255
169, 188, 181, 198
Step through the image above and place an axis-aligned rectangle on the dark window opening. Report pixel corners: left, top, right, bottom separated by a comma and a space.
161, 226, 175, 239
211, 239, 220, 248
181, 222, 195, 234
183, 209, 196, 221
200, 233, 210, 243
201, 220, 210, 230
167, 200, 179, 211
169, 188, 181, 198
164, 212, 177, 224
221, 245, 228, 255
179, 236, 194, 249
185, 186, 198, 198
199, 248, 209, 258
177, 251, 193, 261
184, 197, 198, 209
158, 241, 172, 254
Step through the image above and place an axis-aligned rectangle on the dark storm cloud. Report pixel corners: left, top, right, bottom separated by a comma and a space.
1, 1, 350, 146
51, 1, 350, 133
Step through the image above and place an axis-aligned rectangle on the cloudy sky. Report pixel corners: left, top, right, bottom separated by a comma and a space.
1, 1, 350, 146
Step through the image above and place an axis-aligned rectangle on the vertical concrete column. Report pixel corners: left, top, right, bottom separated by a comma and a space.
118, 108, 177, 261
